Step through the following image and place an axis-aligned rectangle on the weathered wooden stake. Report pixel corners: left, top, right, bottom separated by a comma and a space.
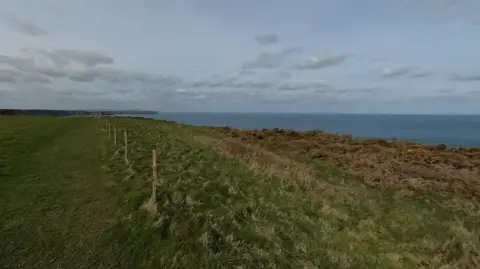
113, 126, 117, 145
108, 122, 111, 139
142, 149, 158, 215
124, 130, 128, 163
149, 150, 158, 205
152, 149, 157, 182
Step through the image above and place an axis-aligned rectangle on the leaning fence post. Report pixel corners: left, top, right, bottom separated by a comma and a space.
124, 130, 128, 163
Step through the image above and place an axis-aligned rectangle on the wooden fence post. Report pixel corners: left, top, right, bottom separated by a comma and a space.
108, 122, 111, 139
124, 130, 128, 163
152, 150, 157, 183
148, 150, 158, 214
141, 149, 158, 215
113, 126, 117, 145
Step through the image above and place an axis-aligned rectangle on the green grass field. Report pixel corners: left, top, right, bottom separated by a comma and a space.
1, 116, 479, 268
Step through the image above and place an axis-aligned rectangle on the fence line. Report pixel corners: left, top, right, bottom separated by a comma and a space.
101, 119, 159, 215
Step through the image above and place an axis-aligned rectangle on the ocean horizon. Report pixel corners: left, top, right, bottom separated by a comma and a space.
119, 112, 480, 147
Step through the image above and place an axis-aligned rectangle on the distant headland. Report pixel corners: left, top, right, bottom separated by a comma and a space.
0, 109, 159, 116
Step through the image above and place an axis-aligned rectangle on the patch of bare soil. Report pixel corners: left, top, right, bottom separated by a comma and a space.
213, 127, 480, 200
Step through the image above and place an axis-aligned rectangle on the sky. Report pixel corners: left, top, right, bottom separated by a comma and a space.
0, 0, 479, 114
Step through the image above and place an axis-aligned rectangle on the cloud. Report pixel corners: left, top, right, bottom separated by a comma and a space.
427, 0, 480, 14
31, 66, 69, 78
94, 68, 183, 87
281, 47, 303, 55
277, 81, 329, 91
0, 55, 34, 70
4, 14, 47, 36
0, 68, 50, 83
185, 74, 380, 105
172, 87, 215, 100
437, 89, 454, 93
92, 68, 181, 85
298, 53, 350, 70
190, 76, 275, 89
40, 50, 69, 67
450, 74, 480, 81
381, 67, 415, 77
254, 34, 279, 45
0, 83, 151, 110
0, 69, 19, 83
380, 66, 432, 78
274, 70, 292, 79
41, 49, 114, 67
242, 47, 302, 69
1, 47, 375, 109
22, 73, 51, 83
1, 52, 181, 86
186, 75, 363, 103
410, 71, 432, 78
241, 53, 284, 69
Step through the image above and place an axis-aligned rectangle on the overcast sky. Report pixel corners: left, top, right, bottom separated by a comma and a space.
1, 0, 479, 113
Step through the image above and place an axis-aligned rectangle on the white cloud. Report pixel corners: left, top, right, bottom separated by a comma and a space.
298, 53, 350, 70
381, 67, 414, 77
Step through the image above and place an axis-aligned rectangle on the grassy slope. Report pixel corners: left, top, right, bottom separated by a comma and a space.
0, 116, 479, 269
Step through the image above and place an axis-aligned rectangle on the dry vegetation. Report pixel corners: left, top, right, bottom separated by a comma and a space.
212, 127, 480, 200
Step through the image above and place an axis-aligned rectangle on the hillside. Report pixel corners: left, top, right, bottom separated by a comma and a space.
0, 116, 479, 268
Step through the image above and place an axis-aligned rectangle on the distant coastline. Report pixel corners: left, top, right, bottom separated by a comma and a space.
0, 109, 158, 116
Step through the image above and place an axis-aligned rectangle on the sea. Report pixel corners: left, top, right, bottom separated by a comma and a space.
120, 113, 480, 147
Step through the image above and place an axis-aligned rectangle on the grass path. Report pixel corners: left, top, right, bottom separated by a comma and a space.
0, 117, 127, 268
